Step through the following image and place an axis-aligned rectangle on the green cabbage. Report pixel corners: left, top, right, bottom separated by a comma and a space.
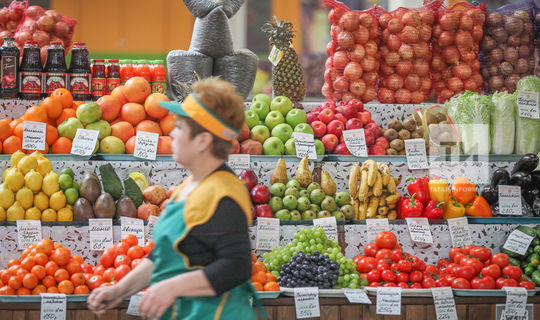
516, 76, 540, 154
490, 92, 516, 154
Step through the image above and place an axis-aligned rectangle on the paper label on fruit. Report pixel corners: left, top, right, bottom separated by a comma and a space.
376, 287, 401, 315
256, 217, 280, 250
431, 287, 457, 320
447, 217, 472, 248
146, 215, 160, 240
405, 138, 429, 170
120, 217, 145, 246
40, 293, 66, 320
517, 91, 540, 119
504, 287, 528, 318
89, 219, 113, 251
293, 132, 317, 160
498, 185, 522, 216
228, 154, 250, 174
268, 46, 284, 66
503, 229, 534, 256
343, 289, 371, 304
366, 218, 389, 243
126, 292, 144, 316
313, 217, 338, 241
22, 121, 46, 151
134, 131, 159, 161
71, 129, 99, 156
17, 220, 42, 250
406, 218, 433, 244
294, 287, 320, 319
343, 129, 368, 157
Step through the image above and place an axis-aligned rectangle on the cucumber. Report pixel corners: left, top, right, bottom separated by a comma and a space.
99, 164, 123, 200
501, 247, 520, 258
517, 225, 536, 237
124, 177, 143, 207
509, 257, 521, 266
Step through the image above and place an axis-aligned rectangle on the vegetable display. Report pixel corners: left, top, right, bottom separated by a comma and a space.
490, 91, 516, 154
515, 76, 540, 154
501, 225, 540, 286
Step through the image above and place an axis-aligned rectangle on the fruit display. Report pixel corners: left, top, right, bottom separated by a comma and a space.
278, 251, 339, 289
251, 253, 280, 292
501, 225, 540, 286
381, 118, 421, 155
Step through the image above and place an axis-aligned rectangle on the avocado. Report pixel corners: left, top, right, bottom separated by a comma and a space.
99, 164, 123, 200
79, 174, 102, 203
116, 195, 137, 219
73, 198, 94, 221
94, 193, 116, 218
124, 177, 143, 207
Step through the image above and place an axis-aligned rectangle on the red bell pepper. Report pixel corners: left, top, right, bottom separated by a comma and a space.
400, 193, 424, 218
397, 196, 408, 219
406, 176, 431, 204
423, 200, 445, 220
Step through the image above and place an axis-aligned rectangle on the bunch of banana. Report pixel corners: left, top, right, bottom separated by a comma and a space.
349, 160, 401, 220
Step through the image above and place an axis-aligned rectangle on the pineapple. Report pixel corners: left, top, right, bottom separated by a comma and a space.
262, 17, 306, 104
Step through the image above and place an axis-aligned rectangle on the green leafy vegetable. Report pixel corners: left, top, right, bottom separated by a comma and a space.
516, 76, 540, 154
490, 92, 516, 154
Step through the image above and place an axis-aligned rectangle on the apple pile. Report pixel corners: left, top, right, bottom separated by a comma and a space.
237, 169, 272, 219
308, 99, 387, 155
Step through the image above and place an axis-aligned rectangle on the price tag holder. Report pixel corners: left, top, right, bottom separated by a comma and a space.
376, 287, 401, 315
504, 287, 528, 318
40, 293, 66, 320
120, 217, 145, 246
503, 229, 535, 256
406, 218, 433, 244
447, 217, 472, 248
145, 215, 160, 240
343, 289, 372, 304
89, 219, 113, 251
342, 129, 368, 157
17, 220, 42, 250
294, 287, 320, 319
268, 46, 284, 66
70, 129, 99, 156
256, 217, 280, 250
404, 138, 429, 170
293, 132, 317, 160
228, 154, 251, 174
366, 218, 389, 243
22, 121, 46, 151
313, 217, 338, 242
517, 91, 540, 119
498, 185, 522, 216
134, 131, 159, 160
431, 287, 458, 320
126, 292, 144, 316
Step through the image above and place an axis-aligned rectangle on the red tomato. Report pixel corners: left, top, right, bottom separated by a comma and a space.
409, 270, 424, 283
383, 282, 397, 287
453, 252, 467, 264
366, 270, 381, 283
114, 255, 131, 268
353, 254, 365, 265
496, 277, 518, 289
438, 259, 451, 268
410, 283, 423, 289
113, 264, 131, 281
115, 242, 130, 255
356, 257, 377, 273
519, 281, 535, 290
375, 231, 397, 249
451, 278, 471, 289
103, 268, 115, 282
390, 263, 399, 272
81, 263, 94, 274
411, 257, 426, 271
471, 276, 495, 289
425, 265, 439, 275
398, 282, 409, 288
391, 249, 404, 262
448, 248, 463, 261
454, 266, 476, 281
364, 243, 379, 257
422, 277, 436, 288
491, 253, 510, 268
462, 245, 475, 255
88, 275, 104, 290
99, 252, 115, 268
481, 264, 501, 279
377, 263, 390, 272
369, 282, 380, 287
93, 265, 106, 276
396, 272, 409, 283
502, 266, 522, 280
470, 247, 492, 262
435, 278, 450, 287
375, 249, 393, 261
461, 258, 484, 274
396, 260, 413, 273
381, 270, 397, 282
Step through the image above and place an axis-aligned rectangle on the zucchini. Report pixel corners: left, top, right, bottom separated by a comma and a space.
501, 247, 520, 258
124, 177, 143, 207
517, 225, 536, 237
99, 164, 123, 200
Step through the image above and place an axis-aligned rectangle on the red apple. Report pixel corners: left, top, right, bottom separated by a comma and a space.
327, 120, 345, 137
311, 120, 327, 138
335, 113, 348, 125
340, 134, 345, 144
335, 105, 344, 115
256, 204, 274, 218
348, 99, 364, 112
334, 143, 351, 155
307, 112, 318, 124
318, 108, 335, 124
321, 134, 339, 153
312, 106, 322, 113
364, 129, 375, 146
250, 185, 271, 204
251, 203, 257, 220
231, 139, 240, 154
238, 123, 250, 141
322, 100, 336, 110
337, 101, 348, 107
345, 118, 363, 130
341, 104, 357, 119
369, 144, 386, 155
240, 139, 263, 155
375, 136, 390, 149
358, 111, 371, 124
364, 123, 381, 138
238, 169, 258, 191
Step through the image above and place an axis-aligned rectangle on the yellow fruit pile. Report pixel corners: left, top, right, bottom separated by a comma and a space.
0, 150, 73, 222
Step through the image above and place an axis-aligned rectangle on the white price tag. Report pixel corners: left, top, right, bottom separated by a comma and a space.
499, 185, 522, 216
40, 293, 66, 320
256, 217, 280, 250
504, 287, 528, 318
228, 154, 251, 174
503, 229, 535, 256
88, 219, 113, 251
134, 130, 159, 160
406, 218, 433, 244
517, 91, 540, 119
343, 289, 372, 304
366, 218, 389, 243
268, 46, 284, 66
126, 292, 144, 316
376, 287, 401, 315
120, 217, 145, 246
70, 129, 99, 156
22, 121, 46, 151
313, 217, 338, 242
447, 217, 472, 248
293, 132, 317, 160
145, 215, 160, 240
496, 304, 534, 320
294, 287, 320, 319
342, 129, 368, 157
405, 138, 429, 170
17, 220, 42, 250
431, 287, 458, 320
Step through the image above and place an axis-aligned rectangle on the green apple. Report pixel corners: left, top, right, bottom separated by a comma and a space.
317, 210, 332, 218
284, 138, 296, 155
314, 139, 325, 155
294, 123, 314, 135
269, 196, 283, 212
249, 101, 270, 121
309, 204, 320, 214
321, 196, 337, 212
262, 137, 284, 155
307, 182, 321, 194
332, 211, 346, 221
270, 96, 293, 116
286, 180, 301, 189
250, 125, 270, 143
271, 123, 293, 143
244, 110, 260, 129
290, 210, 302, 220
269, 183, 286, 197
286, 109, 307, 128
310, 189, 325, 205
252, 93, 272, 106
282, 195, 297, 210
284, 187, 299, 198
264, 111, 285, 130
298, 189, 309, 198
275, 209, 291, 220
340, 204, 355, 220
296, 196, 311, 211
335, 192, 351, 207
301, 210, 316, 220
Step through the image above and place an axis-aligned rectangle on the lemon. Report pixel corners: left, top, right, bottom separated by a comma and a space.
25, 207, 41, 220
41, 208, 56, 222
5, 169, 24, 192
0, 207, 5, 221
64, 188, 78, 205
58, 174, 73, 190
57, 207, 73, 222
49, 191, 66, 211
42, 172, 59, 196
10, 150, 25, 168
16, 187, 34, 210
30, 151, 44, 160
24, 169, 43, 192
7, 201, 24, 221
2, 167, 13, 182
34, 192, 49, 211
60, 168, 75, 179
36, 158, 52, 177
17, 155, 38, 175
0, 184, 15, 209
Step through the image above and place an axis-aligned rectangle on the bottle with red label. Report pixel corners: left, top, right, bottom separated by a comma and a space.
68, 42, 91, 101
18, 40, 43, 100
135, 60, 151, 82
106, 59, 120, 94
91, 59, 106, 100
43, 41, 67, 97
0, 37, 20, 99
119, 59, 134, 85
150, 60, 167, 94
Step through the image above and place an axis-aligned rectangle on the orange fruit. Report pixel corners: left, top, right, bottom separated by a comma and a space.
47, 117, 56, 126
51, 137, 72, 154
72, 255, 84, 264
111, 85, 128, 105
123, 77, 151, 103
41, 97, 63, 119
42, 275, 56, 288
51, 88, 73, 108
7, 259, 20, 268
251, 253, 257, 262
22, 273, 38, 289
0, 285, 15, 295
51, 248, 71, 266
265, 272, 277, 283
70, 273, 85, 286
253, 261, 267, 273
263, 281, 280, 291
17, 287, 31, 295
111, 121, 135, 143
125, 136, 135, 154
0, 270, 10, 284
54, 269, 69, 282
32, 253, 48, 266
157, 136, 172, 154
97, 95, 122, 121
74, 285, 89, 294
55, 108, 77, 126
72, 101, 84, 110
31, 265, 46, 280
36, 240, 53, 256
24, 106, 48, 123
159, 113, 177, 136
9, 118, 22, 130
110, 117, 122, 125
20, 257, 35, 271
0, 119, 12, 141
16, 269, 29, 279
136, 120, 162, 135
57, 280, 74, 294
144, 93, 169, 119
46, 124, 58, 145
3, 135, 21, 154
44, 261, 59, 276
65, 259, 82, 275
121, 102, 146, 126
46, 286, 59, 293
13, 122, 24, 138
31, 284, 46, 295
8, 276, 22, 290
251, 271, 267, 285
252, 282, 263, 291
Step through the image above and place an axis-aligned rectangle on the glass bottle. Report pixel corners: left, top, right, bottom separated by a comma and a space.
67, 42, 91, 101
19, 40, 43, 100
150, 60, 167, 94
106, 59, 120, 94
43, 41, 67, 96
91, 59, 106, 100
0, 37, 20, 99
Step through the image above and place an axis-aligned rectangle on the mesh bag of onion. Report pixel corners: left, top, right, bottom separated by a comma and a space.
431, 1, 486, 103
0, 0, 28, 46
480, 0, 538, 94
534, 4, 540, 78
322, 0, 385, 103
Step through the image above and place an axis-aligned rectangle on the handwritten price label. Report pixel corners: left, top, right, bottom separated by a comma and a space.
376, 286, 401, 315
293, 132, 317, 160
120, 217, 145, 246
366, 219, 389, 243
517, 91, 540, 119
134, 131, 159, 160
447, 217, 472, 248
499, 185, 522, 216
228, 154, 250, 174
40, 293, 66, 320
126, 292, 144, 316
503, 229, 534, 256
70, 129, 99, 156
431, 287, 458, 320
406, 218, 433, 244
313, 217, 338, 242
294, 287, 320, 319
343, 289, 371, 304
256, 218, 280, 250
504, 287, 528, 318
342, 129, 368, 157
22, 121, 46, 151
89, 219, 113, 251
145, 215, 160, 240
405, 138, 429, 170
17, 220, 42, 250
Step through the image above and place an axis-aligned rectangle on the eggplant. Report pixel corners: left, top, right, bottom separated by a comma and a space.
490, 169, 510, 188
512, 153, 539, 174
481, 186, 498, 205
532, 171, 540, 189
523, 188, 539, 207
510, 171, 532, 188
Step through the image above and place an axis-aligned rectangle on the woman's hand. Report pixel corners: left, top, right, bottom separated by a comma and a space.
138, 279, 178, 320
87, 286, 124, 315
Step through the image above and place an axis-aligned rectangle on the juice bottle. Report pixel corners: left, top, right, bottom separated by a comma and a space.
43, 41, 67, 97
136, 60, 151, 82
0, 37, 20, 99
91, 59, 106, 101
120, 59, 134, 85
150, 60, 167, 94
68, 42, 91, 101
106, 59, 120, 94
18, 40, 43, 100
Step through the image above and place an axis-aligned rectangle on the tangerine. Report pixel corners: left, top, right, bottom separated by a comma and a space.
72, 255, 84, 264
44, 261, 59, 276
32, 253, 48, 266
253, 261, 267, 273
252, 282, 263, 291
65, 259, 82, 274
121, 234, 138, 247
42, 275, 56, 288
51, 248, 70, 266
51, 88, 73, 108
74, 285, 89, 294
20, 257, 35, 271
13, 122, 23, 138
58, 280, 74, 294
9, 118, 22, 130
157, 136, 172, 154
111, 121, 135, 143
251, 271, 267, 285
31, 284, 46, 295
72, 101, 84, 111
3, 136, 22, 154
70, 273, 85, 286
31, 265, 46, 280
8, 276, 22, 290
0, 285, 15, 295
121, 102, 146, 125
51, 137, 72, 154
24, 106, 48, 123
0, 119, 12, 141
46, 125, 58, 145
7, 259, 20, 268
263, 281, 280, 291
22, 273, 38, 289
41, 97, 63, 119
54, 268, 69, 282
17, 287, 31, 295
36, 240, 53, 255
265, 272, 277, 283
46, 286, 59, 293
136, 120, 162, 135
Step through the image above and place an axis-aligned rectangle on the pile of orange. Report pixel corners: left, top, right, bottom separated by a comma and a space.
0, 238, 93, 295
251, 253, 280, 292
